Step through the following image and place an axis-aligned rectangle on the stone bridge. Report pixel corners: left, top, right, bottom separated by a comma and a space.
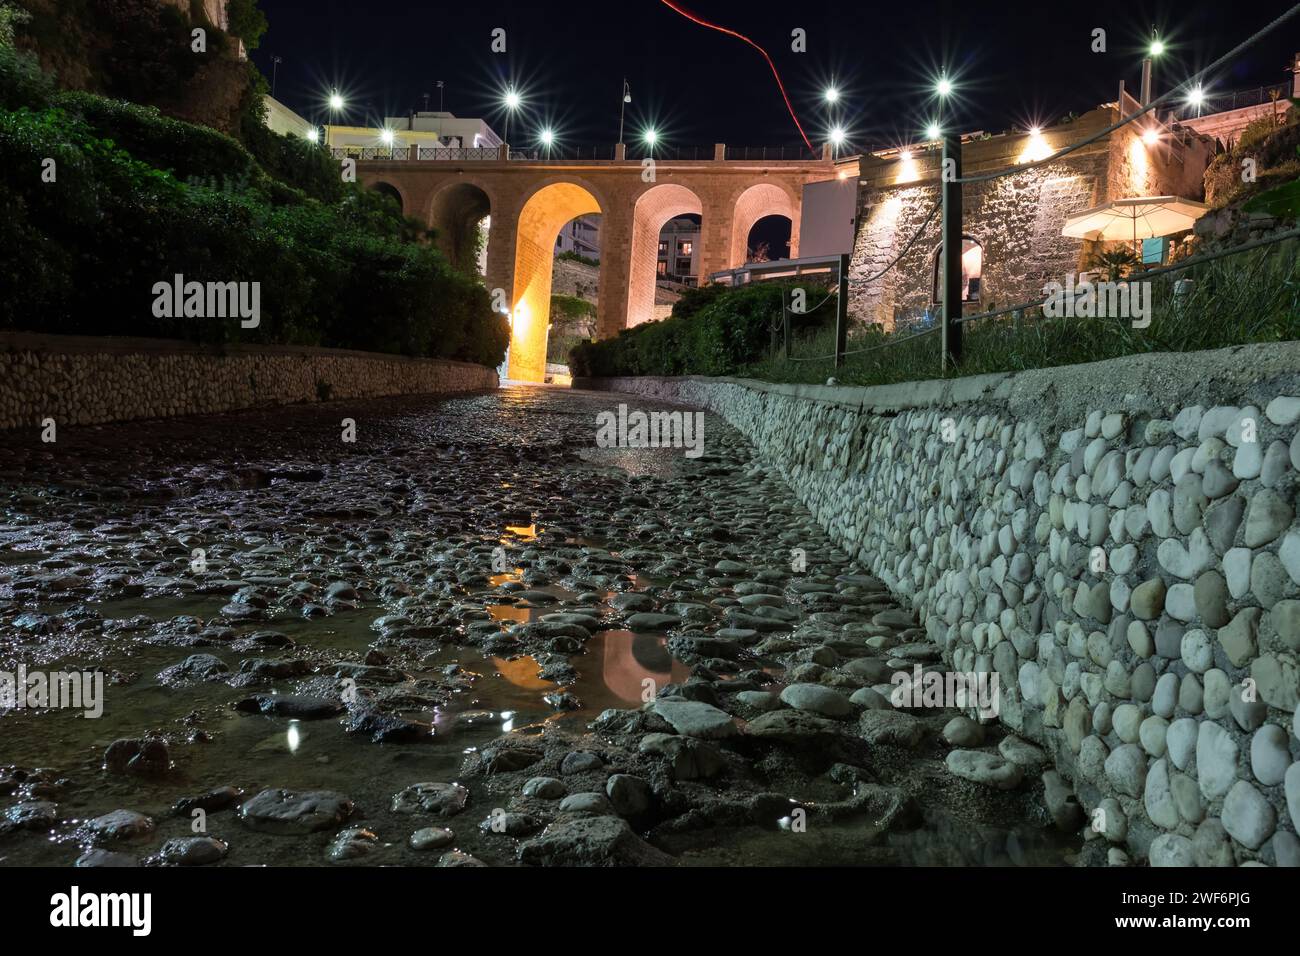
354, 149, 838, 381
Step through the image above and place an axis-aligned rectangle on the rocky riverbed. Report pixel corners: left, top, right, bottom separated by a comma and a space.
0, 386, 1078, 867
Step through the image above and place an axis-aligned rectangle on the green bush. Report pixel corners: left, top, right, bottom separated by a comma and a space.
569, 281, 833, 377
56, 90, 255, 184
0, 96, 507, 367
0, 42, 53, 111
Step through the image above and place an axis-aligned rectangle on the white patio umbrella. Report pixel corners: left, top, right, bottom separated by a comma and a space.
1062, 196, 1210, 255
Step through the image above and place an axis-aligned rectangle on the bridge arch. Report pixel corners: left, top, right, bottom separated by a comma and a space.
508, 179, 604, 382
626, 183, 703, 329
368, 180, 406, 215
428, 180, 493, 276
728, 182, 798, 268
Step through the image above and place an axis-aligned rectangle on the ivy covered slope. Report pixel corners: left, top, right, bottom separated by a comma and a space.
0, 7, 508, 367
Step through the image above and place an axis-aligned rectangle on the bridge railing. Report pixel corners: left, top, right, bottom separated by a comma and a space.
331, 143, 833, 163
330, 146, 410, 161
723, 145, 825, 161
417, 146, 502, 161
507, 145, 619, 161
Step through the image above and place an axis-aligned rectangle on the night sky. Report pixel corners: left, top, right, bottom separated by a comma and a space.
252, 0, 1300, 153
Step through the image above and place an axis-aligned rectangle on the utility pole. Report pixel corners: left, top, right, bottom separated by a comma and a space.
941, 130, 964, 372
270, 55, 281, 98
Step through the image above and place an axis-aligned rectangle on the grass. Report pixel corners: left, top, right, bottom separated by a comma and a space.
743, 238, 1300, 387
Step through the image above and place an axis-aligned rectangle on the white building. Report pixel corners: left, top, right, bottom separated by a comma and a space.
325, 112, 503, 152
556, 216, 601, 259
262, 96, 315, 139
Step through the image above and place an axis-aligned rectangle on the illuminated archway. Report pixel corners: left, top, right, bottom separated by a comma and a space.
626, 184, 704, 329
429, 181, 492, 276
729, 182, 797, 267
509, 181, 603, 382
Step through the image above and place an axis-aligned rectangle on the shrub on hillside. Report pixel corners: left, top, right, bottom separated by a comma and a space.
56, 90, 255, 184
569, 280, 834, 378
0, 95, 507, 366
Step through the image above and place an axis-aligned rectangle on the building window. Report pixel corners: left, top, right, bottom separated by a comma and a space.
656, 261, 667, 275
676, 258, 692, 274
678, 241, 693, 255
658, 241, 668, 255
931, 237, 983, 304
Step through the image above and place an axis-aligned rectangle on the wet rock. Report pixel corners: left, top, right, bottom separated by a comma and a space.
606, 774, 654, 818
327, 827, 380, 862
558, 792, 613, 815
409, 826, 456, 851
945, 751, 1023, 790
482, 744, 544, 774
481, 811, 542, 836
517, 815, 674, 867
3, 800, 57, 831
651, 698, 737, 739
235, 694, 344, 719
391, 782, 470, 817
560, 751, 604, 775
523, 777, 566, 799
157, 653, 229, 685
74, 849, 137, 867
158, 836, 228, 866
343, 710, 429, 743
103, 737, 171, 777
437, 850, 487, 867
626, 613, 681, 632
779, 683, 854, 718
639, 733, 725, 780
84, 809, 155, 842
173, 786, 244, 816
238, 788, 353, 834
942, 716, 985, 747
857, 709, 924, 748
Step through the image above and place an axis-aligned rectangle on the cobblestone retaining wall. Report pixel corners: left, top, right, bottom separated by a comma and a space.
0, 334, 499, 430
581, 345, 1300, 867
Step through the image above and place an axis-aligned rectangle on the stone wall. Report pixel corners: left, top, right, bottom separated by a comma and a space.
849, 107, 1214, 331
0, 333, 498, 430
580, 345, 1300, 867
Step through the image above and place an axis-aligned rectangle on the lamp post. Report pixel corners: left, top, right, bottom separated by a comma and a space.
271, 56, 282, 98
503, 88, 521, 149
830, 126, 845, 159
618, 79, 631, 145
1142, 30, 1164, 105
325, 92, 344, 151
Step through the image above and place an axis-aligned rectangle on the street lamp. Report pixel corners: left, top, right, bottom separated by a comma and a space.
1187, 85, 1205, 118
1141, 30, 1164, 105
618, 79, 632, 145
540, 127, 554, 156
325, 91, 344, 150
503, 88, 521, 147
824, 85, 840, 104
643, 127, 658, 153
830, 126, 846, 158
926, 121, 942, 141
936, 75, 953, 98
381, 128, 394, 147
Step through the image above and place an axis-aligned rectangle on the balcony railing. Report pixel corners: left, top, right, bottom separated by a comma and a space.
330, 146, 409, 160
1169, 82, 1290, 122
417, 146, 501, 161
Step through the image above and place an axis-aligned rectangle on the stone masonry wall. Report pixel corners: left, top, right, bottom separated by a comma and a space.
581, 345, 1300, 867
0, 334, 498, 430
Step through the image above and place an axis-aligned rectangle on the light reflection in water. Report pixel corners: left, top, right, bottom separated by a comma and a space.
286, 721, 301, 754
